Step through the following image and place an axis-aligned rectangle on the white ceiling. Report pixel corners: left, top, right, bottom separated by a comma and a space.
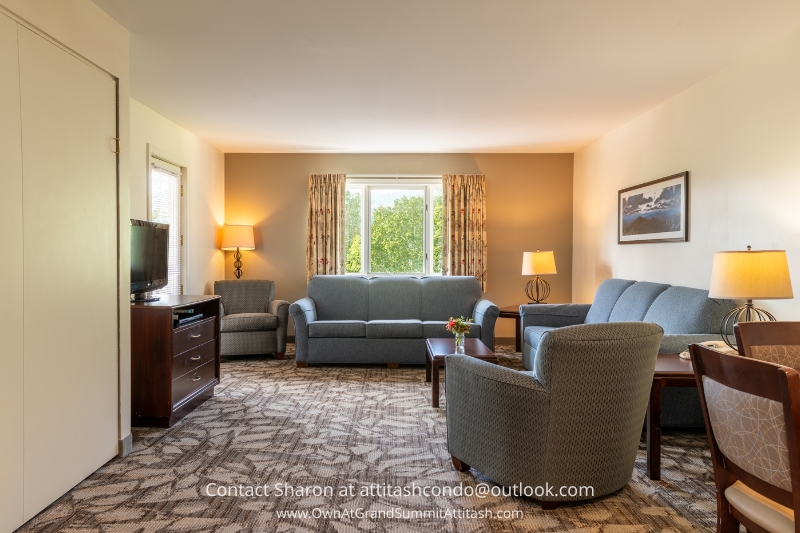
92, 0, 800, 153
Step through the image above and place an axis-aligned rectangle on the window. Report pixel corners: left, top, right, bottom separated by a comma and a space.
149, 156, 184, 295
345, 179, 443, 275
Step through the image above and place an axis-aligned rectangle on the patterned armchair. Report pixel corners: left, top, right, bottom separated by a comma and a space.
690, 343, 800, 533
735, 321, 800, 369
214, 280, 289, 359
446, 322, 663, 508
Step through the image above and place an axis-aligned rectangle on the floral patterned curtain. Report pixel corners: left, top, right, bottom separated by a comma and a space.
442, 174, 487, 291
306, 174, 346, 281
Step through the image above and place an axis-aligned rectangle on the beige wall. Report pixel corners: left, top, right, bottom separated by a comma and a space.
573, 26, 800, 319
130, 99, 225, 295
225, 153, 573, 338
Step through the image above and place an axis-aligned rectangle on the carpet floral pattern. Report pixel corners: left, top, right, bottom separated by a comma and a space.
17, 345, 717, 532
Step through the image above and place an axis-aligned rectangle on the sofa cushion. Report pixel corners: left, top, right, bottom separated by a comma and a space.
419, 276, 482, 321
308, 320, 366, 338
584, 279, 636, 323
366, 319, 423, 338
643, 286, 735, 334
308, 275, 369, 320
422, 321, 482, 339
221, 313, 277, 332
368, 276, 422, 320
608, 281, 670, 322
524, 326, 557, 351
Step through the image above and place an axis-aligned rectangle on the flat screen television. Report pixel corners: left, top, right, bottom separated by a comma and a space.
130, 219, 169, 301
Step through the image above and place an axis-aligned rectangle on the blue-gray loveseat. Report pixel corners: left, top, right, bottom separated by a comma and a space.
521, 278, 736, 427
290, 275, 499, 366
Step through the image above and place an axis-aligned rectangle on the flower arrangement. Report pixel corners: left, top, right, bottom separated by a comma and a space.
446, 316, 472, 348
446, 316, 472, 334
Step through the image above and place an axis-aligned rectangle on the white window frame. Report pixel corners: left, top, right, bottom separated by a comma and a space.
346, 177, 442, 276
146, 144, 187, 295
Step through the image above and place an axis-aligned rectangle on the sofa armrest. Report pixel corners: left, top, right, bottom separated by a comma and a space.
446, 355, 549, 480
289, 298, 316, 362
219, 302, 225, 318
472, 299, 500, 351
269, 299, 290, 353
520, 303, 590, 329
660, 333, 726, 354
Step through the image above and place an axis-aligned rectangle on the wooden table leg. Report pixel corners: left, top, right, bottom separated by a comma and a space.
515, 316, 522, 353
431, 359, 442, 408
425, 352, 432, 383
647, 378, 662, 480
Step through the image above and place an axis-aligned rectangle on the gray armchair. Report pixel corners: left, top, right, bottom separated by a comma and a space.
214, 280, 289, 359
446, 322, 663, 507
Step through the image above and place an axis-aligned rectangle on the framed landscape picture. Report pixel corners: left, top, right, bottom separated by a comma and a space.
618, 171, 688, 244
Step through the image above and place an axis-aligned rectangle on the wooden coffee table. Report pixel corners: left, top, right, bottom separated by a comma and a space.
647, 353, 697, 480
425, 338, 498, 408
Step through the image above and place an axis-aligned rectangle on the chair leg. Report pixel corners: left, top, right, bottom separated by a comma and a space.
296, 362, 309, 368
387, 363, 399, 369
541, 501, 560, 510
275, 352, 285, 360
451, 456, 470, 472
718, 499, 740, 533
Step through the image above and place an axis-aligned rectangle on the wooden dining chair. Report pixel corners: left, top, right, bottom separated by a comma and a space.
734, 321, 800, 369
690, 343, 800, 533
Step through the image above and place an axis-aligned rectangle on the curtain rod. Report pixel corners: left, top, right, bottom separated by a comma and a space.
345, 174, 442, 178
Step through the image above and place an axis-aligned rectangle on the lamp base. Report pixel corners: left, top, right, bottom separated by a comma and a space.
233, 248, 243, 279
720, 300, 776, 349
525, 276, 550, 304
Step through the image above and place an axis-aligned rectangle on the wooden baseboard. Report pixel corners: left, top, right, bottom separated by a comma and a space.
495, 336, 515, 346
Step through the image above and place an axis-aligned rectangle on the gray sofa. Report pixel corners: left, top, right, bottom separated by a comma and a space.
521, 278, 736, 427
289, 275, 500, 366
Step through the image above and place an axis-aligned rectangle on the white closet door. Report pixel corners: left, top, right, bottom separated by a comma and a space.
18, 27, 118, 520
0, 13, 24, 533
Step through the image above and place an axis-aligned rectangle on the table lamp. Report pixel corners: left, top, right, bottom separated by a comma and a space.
221, 225, 255, 279
522, 250, 557, 303
709, 245, 793, 348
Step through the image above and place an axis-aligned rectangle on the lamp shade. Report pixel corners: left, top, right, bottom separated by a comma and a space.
221, 225, 255, 250
522, 250, 557, 276
709, 249, 793, 300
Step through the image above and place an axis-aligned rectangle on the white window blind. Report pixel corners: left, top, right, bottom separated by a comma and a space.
150, 157, 182, 295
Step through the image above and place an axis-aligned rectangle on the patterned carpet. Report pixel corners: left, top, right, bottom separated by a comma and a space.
17, 345, 717, 533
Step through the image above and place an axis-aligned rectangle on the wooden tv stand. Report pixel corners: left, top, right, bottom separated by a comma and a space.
131, 295, 221, 427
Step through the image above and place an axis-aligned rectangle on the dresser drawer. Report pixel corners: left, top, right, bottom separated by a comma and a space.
173, 317, 216, 355
173, 340, 215, 380
172, 359, 216, 406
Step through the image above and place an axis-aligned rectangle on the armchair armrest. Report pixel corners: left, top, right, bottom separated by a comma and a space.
520, 303, 590, 329
445, 355, 549, 482
289, 298, 317, 362
269, 299, 290, 353
472, 299, 500, 351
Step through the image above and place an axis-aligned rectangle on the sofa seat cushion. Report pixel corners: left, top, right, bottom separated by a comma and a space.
366, 319, 423, 338
422, 321, 482, 339
309, 320, 366, 338
524, 325, 557, 351
221, 313, 277, 332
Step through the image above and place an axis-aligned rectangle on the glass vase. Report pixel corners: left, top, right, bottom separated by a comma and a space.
454, 332, 465, 348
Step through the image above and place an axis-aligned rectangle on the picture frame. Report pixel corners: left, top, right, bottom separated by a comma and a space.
618, 171, 689, 244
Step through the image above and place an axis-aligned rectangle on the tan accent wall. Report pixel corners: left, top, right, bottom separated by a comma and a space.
225, 153, 573, 338
573, 25, 800, 321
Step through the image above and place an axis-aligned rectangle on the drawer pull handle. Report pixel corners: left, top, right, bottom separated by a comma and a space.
192, 376, 202, 382
190, 355, 202, 361
190, 334, 201, 339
